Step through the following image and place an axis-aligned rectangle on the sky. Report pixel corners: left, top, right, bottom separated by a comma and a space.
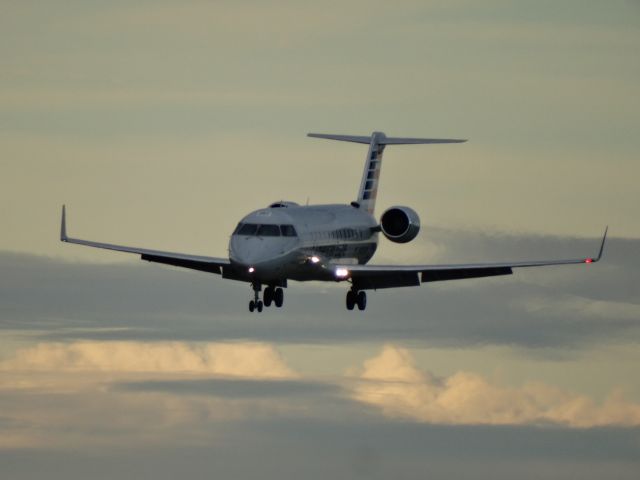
1, 0, 639, 478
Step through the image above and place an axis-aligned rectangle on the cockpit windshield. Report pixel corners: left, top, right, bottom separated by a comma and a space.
236, 223, 258, 235
233, 223, 298, 237
257, 224, 280, 236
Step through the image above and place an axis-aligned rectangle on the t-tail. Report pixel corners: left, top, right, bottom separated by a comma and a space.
307, 131, 466, 214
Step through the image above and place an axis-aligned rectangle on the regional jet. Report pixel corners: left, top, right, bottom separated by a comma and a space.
60, 132, 607, 312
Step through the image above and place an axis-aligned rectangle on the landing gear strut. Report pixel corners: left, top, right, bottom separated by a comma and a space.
346, 288, 366, 311
249, 284, 284, 313
248, 284, 263, 313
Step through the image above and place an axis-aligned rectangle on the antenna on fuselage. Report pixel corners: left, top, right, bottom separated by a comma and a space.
307, 132, 466, 215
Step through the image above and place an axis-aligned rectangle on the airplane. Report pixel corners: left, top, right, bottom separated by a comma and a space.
60, 131, 607, 313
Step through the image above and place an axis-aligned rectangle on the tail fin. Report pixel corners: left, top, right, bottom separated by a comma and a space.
308, 131, 466, 214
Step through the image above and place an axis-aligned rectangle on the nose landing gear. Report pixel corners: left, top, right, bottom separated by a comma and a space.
248, 284, 263, 313
346, 288, 367, 311
249, 284, 284, 313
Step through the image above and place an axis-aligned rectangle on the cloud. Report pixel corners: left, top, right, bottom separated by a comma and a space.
520, 294, 640, 323
0, 340, 301, 450
116, 377, 338, 399
351, 345, 640, 428
0, 341, 296, 378
1, 229, 638, 349
1, 338, 639, 480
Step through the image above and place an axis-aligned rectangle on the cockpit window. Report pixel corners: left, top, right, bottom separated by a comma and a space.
234, 223, 297, 237
237, 223, 259, 235
256, 224, 280, 236
280, 225, 297, 237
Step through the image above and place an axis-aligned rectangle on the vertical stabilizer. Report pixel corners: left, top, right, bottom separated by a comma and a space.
307, 131, 466, 215
357, 132, 386, 214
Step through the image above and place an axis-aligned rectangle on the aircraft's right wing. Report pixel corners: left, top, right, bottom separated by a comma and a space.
60, 206, 231, 275
331, 228, 608, 290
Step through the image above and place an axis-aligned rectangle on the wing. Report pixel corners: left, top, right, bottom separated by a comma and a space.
331, 228, 608, 290
60, 206, 230, 275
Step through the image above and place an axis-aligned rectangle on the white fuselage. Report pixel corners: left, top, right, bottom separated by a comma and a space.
228, 203, 379, 284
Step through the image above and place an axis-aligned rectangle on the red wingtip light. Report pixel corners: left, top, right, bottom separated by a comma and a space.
584, 258, 593, 264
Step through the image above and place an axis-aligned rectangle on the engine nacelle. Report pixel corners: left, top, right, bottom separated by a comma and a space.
380, 206, 421, 243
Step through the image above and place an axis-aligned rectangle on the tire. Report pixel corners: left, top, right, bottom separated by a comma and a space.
249, 300, 255, 312
264, 287, 273, 307
257, 300, 263, 313
274, 288, 284, 308
356, 291, 367, 311
346, 290, 355, 310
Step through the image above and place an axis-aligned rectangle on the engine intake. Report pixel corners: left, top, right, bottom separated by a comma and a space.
380, 206, 420, 243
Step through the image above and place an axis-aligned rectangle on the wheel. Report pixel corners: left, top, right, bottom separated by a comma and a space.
264, 287, 273, 307
346, 290, 355, 310
274, 288, 284, 308
257, 300, 263, 313
249, 300, 255, 312
356, 291, 367, 311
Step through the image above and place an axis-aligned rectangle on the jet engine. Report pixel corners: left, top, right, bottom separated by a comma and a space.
380, 206, 420, 243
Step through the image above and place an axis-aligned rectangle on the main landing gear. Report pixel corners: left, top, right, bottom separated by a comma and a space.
248, 284, 284, 313
346, 288, 366, 311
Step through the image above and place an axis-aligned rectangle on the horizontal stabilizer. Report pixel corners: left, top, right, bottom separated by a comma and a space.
307, 134, 373, 144
381, 137, 466, 145
307, 133, 466, 145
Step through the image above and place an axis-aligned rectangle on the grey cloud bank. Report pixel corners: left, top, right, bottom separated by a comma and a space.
1, 229, 637, 348
1, 423, 639, 480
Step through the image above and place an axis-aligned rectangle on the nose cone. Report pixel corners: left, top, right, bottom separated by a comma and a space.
229, 236, 297, 269
230, 237, 268, 266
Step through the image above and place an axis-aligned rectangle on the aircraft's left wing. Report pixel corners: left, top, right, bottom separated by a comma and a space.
332, 228, 608, 290
60, 206, 231, 275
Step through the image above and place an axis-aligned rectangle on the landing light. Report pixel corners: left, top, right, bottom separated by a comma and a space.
335, 268, 349, 278
584, 258, 593, 264
310, 256, 320, 264
248, 267, 255, 273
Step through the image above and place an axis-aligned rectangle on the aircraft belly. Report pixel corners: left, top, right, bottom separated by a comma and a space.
313, 241, 377, 264
283, 241, 378, 282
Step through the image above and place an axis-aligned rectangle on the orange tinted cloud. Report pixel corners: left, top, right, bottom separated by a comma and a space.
351, 345, 640, 428
1, 341, 296, 378
0, 340, 298, 449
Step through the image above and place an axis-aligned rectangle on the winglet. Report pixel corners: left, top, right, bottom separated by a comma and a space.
585, 226, 608, 263
595, 226, 608, 261
60, 205, 68, 242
